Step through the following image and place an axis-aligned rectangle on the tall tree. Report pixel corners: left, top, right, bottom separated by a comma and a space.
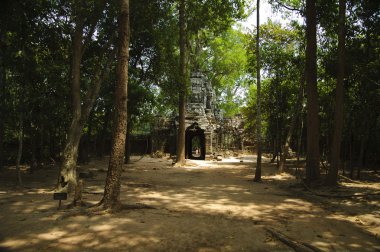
254, 0, 262, 181
0, 31, 4, 169
176, 0, 187, 164
279, 74, 305, 172
16, 114, 23, 187
58, 1, 114, 198
326, 0, 346, 185
100, 0, 130, 210
305, 0, 320, 182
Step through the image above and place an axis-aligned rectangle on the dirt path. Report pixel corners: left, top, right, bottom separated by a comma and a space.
0, 156, 379, 251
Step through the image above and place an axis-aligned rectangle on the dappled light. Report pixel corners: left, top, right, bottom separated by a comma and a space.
0, 0, 379, 250
0, 156, 379, 251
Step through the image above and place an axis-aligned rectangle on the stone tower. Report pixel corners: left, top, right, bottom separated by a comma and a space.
185, 72, 221, 159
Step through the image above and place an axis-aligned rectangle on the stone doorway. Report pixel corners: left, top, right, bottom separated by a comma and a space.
185, 123, 206, 160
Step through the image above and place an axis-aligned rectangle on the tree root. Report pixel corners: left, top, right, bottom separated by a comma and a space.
338, 174, 364, 184
55, 208, 89, 221
301, 180, 380, 198
121, 203, 156, 210
56, 201, 156, 221
264, 227, 322, 252
82, 190, 103, 195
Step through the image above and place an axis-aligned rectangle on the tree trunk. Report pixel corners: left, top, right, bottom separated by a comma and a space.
58, 16, 85, 194
326, 0, 346, 185
59, 118, 85, 193
276, 113, 280, 169
30, 130, 37, 174
58, 14, 113, 197
0, 116, 3, 169
296, 113, 304, 167
349, 133, 354, 179
101, 0, 130, 211
16, 115, 23, 188
305, 0, 320, 182
254, 0, 262, 182
357, 136, 365, 179
357, 120, 369, 179
176, 0, 187, 165
0, 32, 5, 169
97, 107, 111, 157
279, 75, 305, 172
271, 138, 276, 163
125, 122, 131, 164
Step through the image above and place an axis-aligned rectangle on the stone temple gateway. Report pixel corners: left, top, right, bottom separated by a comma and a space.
185, 72, 221, 160
151, 72, 244, 160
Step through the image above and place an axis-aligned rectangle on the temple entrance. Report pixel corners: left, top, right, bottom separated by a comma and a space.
185, 123, 206, 160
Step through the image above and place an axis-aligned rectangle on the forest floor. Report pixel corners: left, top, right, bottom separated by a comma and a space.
0, 155, 379, 252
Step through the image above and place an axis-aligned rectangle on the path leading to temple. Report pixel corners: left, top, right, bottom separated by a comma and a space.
0, 156, 379, 251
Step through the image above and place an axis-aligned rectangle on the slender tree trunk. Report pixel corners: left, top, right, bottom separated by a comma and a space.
59, 119, 85, 192
305, 0, 320, 182
101, 0, 130, 211
254, 0, 262, 182
349, 133, 354, 179
357, 121, 369, 179
0, 116, 3, 169
279, 75, 305, 172
276, 113, 280, 169
58, 14, 113, 197
357, 136, 365, 179
37, 124, 44, 166
271, 138, 276, 162
0, 32, 5, 169
58, 17, 84, 194
16, 115, 23, 188
296, 113, 304, 167
125, 121, 131, 164
176, 0, 187, 165
326, 0, 346, 185
97, 107, 111, 157
30, 130, 37, 174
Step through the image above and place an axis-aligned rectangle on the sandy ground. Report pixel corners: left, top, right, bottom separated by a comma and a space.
0, 155, 379, 252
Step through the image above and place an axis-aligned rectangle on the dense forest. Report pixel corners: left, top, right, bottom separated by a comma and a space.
0, 0, 379, 251
0, 0, 379, 204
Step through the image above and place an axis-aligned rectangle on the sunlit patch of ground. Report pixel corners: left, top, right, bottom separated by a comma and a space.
0, 155, 379, 251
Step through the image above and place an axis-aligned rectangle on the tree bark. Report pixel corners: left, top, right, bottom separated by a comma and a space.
305, 0, 320, 182
16, 114, 23, 188
58, 16, 85, 194
326, 0, 346, 185
0, 32, 5, 169
349, 133, 354, 179
176, 0, 187, 165
357, 120, 369, 179
254, 0, 262, 182
101, 0, 130, 211
0, 114, 3, 169
30, 130, 37, 174
97, 107, 111, 157
296, 113, 304, 167
279, 75, 305, 172
125, 121, 131, 164
58, 15, 113, 197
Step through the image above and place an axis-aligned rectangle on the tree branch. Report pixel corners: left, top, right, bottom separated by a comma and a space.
272, 0, 303, 15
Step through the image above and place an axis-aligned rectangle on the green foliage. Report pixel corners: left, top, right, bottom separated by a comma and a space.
187, 0, 247, 34
243, 0, 380, 165
190, 28, 250, 117
244, 21, 304, 151
1, 0, 378, 167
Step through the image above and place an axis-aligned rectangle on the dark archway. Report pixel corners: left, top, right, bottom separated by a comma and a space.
185, 123, 206, 160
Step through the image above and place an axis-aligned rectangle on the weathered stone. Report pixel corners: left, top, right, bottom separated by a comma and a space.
151, 71, 246, 159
